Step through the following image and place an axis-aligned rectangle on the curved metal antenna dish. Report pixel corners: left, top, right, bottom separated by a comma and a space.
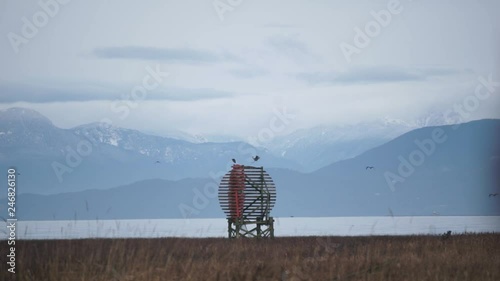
218, 164, 276, 238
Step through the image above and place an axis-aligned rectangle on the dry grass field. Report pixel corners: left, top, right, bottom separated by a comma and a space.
3, 233, 500, 281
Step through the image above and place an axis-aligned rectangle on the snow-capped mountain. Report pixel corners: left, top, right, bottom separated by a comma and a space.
264, 111, 462, 172
413, 110, 462, 128
0, 107, 300, 194
0, 107, 75, 151
73, 122, 189, 161
265, 119, 417, 172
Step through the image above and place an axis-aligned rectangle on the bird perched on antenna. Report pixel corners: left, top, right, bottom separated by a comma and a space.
366, 166, 374, 170
232, 158, 236, 164
252, 155, 260, 162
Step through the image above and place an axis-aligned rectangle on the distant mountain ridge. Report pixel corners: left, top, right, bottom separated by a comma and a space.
272, 119, 500, 217
0, 107, 299, 194
6, 119, 500, 220
264, 111, 458, 172
0, 107, 426, 194
265, 118, 414, 172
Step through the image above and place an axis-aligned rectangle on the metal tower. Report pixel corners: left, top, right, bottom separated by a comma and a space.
218, 164, 276, 238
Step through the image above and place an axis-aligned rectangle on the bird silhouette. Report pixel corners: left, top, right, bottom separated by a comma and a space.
366, 166, 374, 170
489, 193, 498, 197
232, 158, 236, 164
155, 160, 160, 164
252, 155, 260, 162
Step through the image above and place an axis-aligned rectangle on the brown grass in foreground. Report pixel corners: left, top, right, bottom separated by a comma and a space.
3, 233, 500, 281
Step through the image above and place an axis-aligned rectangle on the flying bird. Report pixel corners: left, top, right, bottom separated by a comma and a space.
252, 155, 260, 162
366, 166, 375, 170
489, 193, 498, 197
232, 158, 236, 164
155, 160, 160, 164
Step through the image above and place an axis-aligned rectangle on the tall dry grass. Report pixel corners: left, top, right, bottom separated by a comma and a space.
3, 233, 499, 281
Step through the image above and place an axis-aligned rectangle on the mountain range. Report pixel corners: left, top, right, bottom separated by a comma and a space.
265, 119, 414, 172
3, 113, 498, 220
0, 107, 430, 194
0, 108, 299, 194
264, 111, 461, 172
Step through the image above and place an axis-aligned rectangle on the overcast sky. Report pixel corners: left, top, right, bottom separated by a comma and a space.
0, 0, 499, 139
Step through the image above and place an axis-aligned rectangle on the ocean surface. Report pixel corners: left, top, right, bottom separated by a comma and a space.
2, 216, 500, 240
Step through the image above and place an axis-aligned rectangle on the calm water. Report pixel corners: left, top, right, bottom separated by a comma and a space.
2, 216, 499, 240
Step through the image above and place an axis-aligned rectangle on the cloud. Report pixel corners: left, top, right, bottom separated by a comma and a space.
267, 34, 310, 55
91, 46, 238, 64
261, 23, 296, 29
0, 83, 117, 103
296, 67, 465, 85
0, 83, 234, 103
227, 68, 268, 79
154, 88, 234, 101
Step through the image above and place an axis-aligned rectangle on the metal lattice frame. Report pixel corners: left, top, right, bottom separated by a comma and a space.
218, 165, 276, 238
